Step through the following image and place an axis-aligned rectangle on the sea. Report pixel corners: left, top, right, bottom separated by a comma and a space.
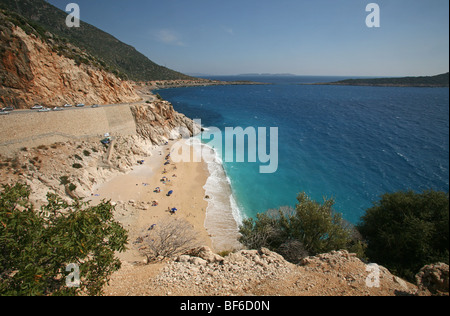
157, 75, 449, 249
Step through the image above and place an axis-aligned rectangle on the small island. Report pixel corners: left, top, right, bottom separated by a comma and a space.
315, 72, 449, 88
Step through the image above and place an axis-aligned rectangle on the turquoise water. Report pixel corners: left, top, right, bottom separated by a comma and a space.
158, 76, 449, 225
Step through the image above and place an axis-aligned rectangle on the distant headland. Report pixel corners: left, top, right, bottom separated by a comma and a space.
314, 72, 449, 88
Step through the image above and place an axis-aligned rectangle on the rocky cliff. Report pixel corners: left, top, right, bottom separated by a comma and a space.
131, 100, 201, 145
106, 247, 445, 296
0, 11, 140, 109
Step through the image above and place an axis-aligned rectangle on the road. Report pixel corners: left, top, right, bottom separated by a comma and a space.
2, 93, 157, 116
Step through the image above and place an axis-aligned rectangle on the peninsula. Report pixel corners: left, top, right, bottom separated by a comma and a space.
316, 72, 449, 88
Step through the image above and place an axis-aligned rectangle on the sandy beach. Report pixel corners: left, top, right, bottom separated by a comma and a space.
89, 140, 213, 263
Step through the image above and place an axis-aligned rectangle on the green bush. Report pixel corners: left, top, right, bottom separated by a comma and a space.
239, 193, 366, 263
0, 183, 128, 296
59, 176, 70, 186
357, 190, 449, 282
72, 163, 82, 169
68, 183, 77, 192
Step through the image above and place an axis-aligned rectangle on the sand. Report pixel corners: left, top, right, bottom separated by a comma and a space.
89, 140, 213, 263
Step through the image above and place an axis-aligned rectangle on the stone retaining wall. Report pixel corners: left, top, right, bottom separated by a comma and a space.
0, 104, 137, 156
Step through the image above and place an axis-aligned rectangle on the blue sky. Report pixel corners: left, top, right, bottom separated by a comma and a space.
48, 0, 449, 77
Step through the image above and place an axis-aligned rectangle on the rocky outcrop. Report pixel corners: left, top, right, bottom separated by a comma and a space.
0, 12, 140, 109
141, 248, 418, 296
416, 263, 449, 296
151, 247, 295, 296
131, 101, 201, 145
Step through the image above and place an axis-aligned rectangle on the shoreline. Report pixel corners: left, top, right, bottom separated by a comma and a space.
191, 138, 243, 252
89, 140, 213, 262
89, 138, 242, 263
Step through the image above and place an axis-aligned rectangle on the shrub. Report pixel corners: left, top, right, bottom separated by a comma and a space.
358, 190, 449, 282
59, 176, 70, 186
136, 218, 199, 263
239, 193, 366, 263
72, 163, 82, 169
0, 183, 128, 296
83, 150, 91, 157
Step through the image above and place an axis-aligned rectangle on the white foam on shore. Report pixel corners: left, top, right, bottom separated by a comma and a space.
189, 137, 243, 251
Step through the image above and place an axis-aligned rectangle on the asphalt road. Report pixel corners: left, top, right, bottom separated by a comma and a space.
1, 99, 150, 116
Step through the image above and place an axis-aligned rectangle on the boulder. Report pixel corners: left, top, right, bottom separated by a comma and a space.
187, 246, 224, 264
416, 263, 449, 296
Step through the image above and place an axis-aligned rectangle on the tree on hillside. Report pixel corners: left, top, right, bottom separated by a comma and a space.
239, 193, 366, 263
0, 183, 128, 296
357, 190, 449, 282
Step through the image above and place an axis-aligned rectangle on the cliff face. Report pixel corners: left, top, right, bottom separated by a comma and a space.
131, 100, 201, 145
0, 14, 140, 109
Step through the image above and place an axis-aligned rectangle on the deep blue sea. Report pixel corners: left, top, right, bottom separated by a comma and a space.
158, 76, 450, 228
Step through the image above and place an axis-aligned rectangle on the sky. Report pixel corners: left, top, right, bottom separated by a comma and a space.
47, 0, 449, 77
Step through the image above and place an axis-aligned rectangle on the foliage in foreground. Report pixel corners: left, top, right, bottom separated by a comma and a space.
357, 190, 449, 282
240, 189, 449, 283
0, 183, 128, 296
239, 193, 366, 263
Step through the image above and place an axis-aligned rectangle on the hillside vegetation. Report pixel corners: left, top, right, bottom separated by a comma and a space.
0, 0, 192, 81
323, 73, 449, 87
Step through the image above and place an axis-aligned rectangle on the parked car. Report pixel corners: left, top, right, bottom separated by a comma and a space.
31, 104, 43, 110
0, 111, 10, 116
91, 104, 100, 108
63, 104, 73, 108
38, 108, 51, 112
75, 104, 85, 108
2, 106, 14, 111
52, 107, 64, 111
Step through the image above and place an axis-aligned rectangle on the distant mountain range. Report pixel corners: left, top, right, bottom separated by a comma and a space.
0, 0, 192, 81
321, 73, 449, 88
